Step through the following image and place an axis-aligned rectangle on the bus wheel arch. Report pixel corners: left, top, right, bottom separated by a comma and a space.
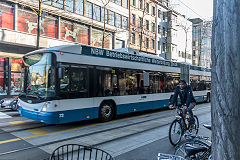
99, 100, 116, 122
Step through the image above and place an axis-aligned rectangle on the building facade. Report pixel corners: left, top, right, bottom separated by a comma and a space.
201, 20, 212, 68
0, 0, 129, 97
190, 18, 203, 66
167, 10, 192, 64
129, 0, 156, 54
155, 0, 169, 57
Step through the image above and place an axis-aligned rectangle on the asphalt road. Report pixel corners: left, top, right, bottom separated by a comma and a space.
0, 103, 211, 160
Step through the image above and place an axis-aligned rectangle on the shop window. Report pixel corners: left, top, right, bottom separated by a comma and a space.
42, 16, 58, 38
18, 9, 38, 34
91, 28, 112, 49
11, 59, 23, 95
0, 72, 8, 95
0, 3, 14, 30
61, 20, 89, 45
0, 58, 8, 71
0, 58, 9, 95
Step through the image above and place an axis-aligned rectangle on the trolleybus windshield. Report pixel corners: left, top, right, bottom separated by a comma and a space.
23, 53, 56, 99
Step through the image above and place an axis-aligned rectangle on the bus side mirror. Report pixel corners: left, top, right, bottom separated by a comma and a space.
58, 67, 63, 79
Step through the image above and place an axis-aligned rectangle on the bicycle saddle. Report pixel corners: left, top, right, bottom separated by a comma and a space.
203, 124, 211, 130
185, 144, 208, 157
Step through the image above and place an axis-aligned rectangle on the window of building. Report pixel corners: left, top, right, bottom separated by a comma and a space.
53, 0, 64, 9
131, 33, 135, 44
18, 9, 38, 34
158, 9, 161, 18
146, 38, 149, 48
94, 4, 101, 21
115, 39, 125, 48
158, 25, 160, 33
163, 12, 166, 21
146, 3, 149, 13
115, 0, 122, 5
109, 10, 115, 26
131, 14, 135, 25
162, 27, 165, 36
139, 0, 143, 9
138, 34, 142, 46
116, 13, 122, 28
43, 16, 58, 38
0, 58, 9, 95
10, 59, 23, 95
138, 17, 143, 28
0, 3, 14, 30
122, 0, 128, 8
158, 41, 160, 50
193, 50, 196, 56
91, 28, 112, 49
152, 22, 155, 32
76, 0, 84, 15
146, 20, 149, 30
65, 0, 74, 12
131, 0, 136, 6
86, 1, 93, 19
152, 6, 155, 16
61, 20, 89, 45
152, 39, 155, 49
102, 8, 108, 23
162, 42, 165, 52
122, 16, 128, 29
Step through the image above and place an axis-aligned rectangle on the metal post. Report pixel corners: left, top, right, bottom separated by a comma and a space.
36, 0, 42, 49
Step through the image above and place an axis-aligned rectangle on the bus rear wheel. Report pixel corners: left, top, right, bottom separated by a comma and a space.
99, 101, 114, 122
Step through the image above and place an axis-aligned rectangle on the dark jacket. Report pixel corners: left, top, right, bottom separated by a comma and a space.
170, 85, 196, 107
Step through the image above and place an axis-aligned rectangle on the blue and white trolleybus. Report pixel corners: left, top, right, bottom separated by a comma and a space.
18, 45, 211, 124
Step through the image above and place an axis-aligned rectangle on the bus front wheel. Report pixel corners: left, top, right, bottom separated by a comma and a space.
99, 101, 114, 122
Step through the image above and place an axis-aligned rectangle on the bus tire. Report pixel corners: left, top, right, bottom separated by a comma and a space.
207, 93, 211, 103
99, 101, 114, 122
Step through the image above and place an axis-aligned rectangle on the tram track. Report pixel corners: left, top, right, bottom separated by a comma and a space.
0, 104, 210, 159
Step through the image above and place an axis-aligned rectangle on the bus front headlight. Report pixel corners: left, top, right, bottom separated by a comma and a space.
42, 103, 49, 112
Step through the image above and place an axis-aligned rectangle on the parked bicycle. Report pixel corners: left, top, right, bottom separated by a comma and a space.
174, 124, 212, 160
169, 105, 199, 146
157, 153, 185, 160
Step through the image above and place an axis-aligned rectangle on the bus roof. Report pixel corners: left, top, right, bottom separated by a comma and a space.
25, 44, 211, 75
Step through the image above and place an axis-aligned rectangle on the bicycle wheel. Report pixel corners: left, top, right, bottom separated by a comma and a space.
174, 139, 210, 159
188, 115, 199, 135
169, 119, 183, 146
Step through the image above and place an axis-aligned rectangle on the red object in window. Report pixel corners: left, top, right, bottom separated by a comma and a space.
0, 5, 14, 30
0, 58, 8, 61
11, 59, 23, 63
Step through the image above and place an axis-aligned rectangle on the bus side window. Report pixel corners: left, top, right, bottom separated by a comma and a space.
59, 66, 70, 98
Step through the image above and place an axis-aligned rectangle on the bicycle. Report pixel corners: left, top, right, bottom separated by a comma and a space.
174, 124, 212, 160
157, 153, 185, 160
168, 105, 199, 146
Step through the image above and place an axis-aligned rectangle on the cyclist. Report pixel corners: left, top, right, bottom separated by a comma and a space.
169, 79, 196, 128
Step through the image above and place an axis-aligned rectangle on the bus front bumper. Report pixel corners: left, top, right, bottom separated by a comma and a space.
18, 107, 59, 124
